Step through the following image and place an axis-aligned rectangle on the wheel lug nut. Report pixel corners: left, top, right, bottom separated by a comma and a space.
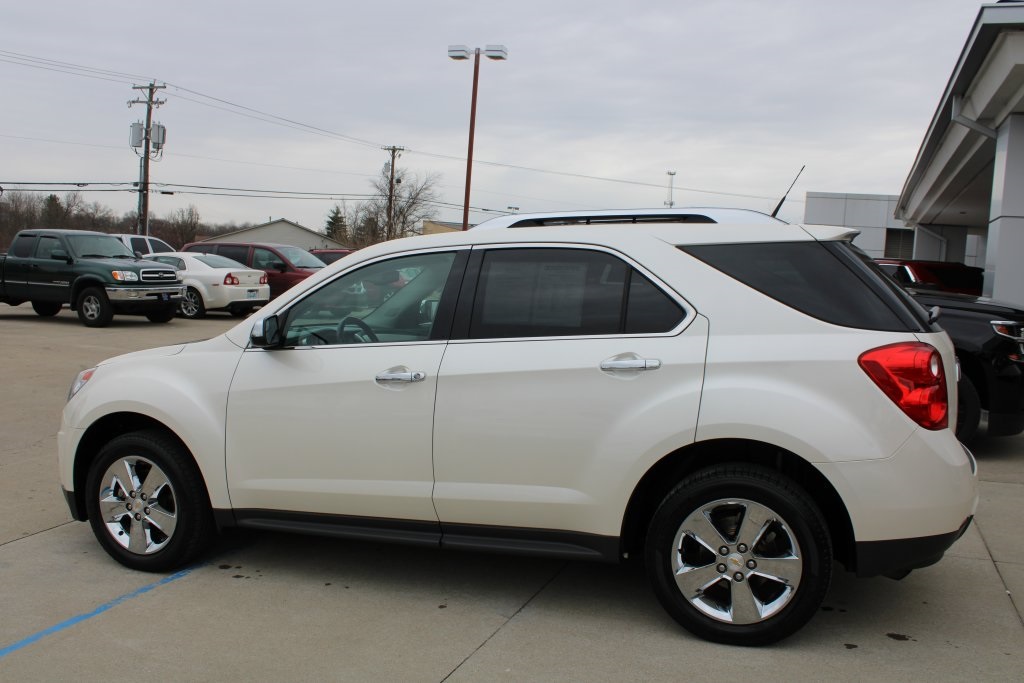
716, 564, 727, 573
126, 503, 133, 511
144, 508, 150, 514
134, 513, 142, 521
140, 493, 147, 501
737, 543, 748, 553
734, 572, 744, 582
719, 546, 729, 555
747, 560, 757, 569
129, 491, 136, 499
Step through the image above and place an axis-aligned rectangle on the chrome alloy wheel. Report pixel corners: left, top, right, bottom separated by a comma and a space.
80, 294, 102, 321
670, 498, 802, 625
180, 289, 201, 318
96, 456, 178, 555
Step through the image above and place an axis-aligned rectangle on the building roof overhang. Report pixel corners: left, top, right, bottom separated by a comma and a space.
897, 2, 1024, 228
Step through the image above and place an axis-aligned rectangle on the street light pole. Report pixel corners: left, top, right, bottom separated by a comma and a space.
449, 44, 507, 231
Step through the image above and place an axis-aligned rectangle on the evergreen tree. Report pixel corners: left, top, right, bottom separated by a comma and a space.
325, 204, 349, 244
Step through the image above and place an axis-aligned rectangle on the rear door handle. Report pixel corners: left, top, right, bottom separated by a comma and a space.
600, 358, 661, 371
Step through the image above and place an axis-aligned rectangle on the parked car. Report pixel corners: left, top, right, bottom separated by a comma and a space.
309, 248, 355, 264
1, 229, 182, 326
906, 288, 1024, 442
60, 212, 976, 646
181, 241, 325, 299
146, 252, 270, 319
876, 258, 984, 295
110, 234, 175, 256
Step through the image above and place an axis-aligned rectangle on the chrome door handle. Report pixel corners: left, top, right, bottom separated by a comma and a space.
600, 358, 661, 371
375, 370, 426, 383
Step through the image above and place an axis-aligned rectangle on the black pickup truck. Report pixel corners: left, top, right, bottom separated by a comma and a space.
0, 229, 183, 327
909, 288, 1024, 443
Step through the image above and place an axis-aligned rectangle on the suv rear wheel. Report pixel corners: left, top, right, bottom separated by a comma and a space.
645, 465, 831, 645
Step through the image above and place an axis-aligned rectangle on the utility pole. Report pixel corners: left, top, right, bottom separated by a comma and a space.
129, 82, 166, 235
383, 145, 404, 240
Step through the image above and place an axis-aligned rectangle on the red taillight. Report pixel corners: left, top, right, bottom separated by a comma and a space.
259, 273, 267, 285
858, 342, 948, 430
223, 273, 240, 285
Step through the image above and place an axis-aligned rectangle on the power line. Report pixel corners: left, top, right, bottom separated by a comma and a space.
1, 49, 804, 206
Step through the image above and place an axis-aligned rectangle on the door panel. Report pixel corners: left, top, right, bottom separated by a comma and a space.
226, 343, 445, 521
28, 235, 74, 303
432, 322, 707, 536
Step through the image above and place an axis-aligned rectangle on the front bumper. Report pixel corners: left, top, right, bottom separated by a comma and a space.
104, 284, 184, 303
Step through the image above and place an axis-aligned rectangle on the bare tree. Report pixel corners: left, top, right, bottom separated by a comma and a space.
166, 205, 202, 247
345, 165, 440, 247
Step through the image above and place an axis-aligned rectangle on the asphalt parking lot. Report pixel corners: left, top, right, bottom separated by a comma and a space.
0, 305, 1022, 682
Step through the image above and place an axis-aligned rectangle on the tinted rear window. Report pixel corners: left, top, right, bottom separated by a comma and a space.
680, 241, 924, 332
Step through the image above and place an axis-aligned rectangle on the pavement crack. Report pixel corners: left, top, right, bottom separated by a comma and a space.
439, 561, 568, 682
972, 519, 1024, 629
0, 521, 76, 548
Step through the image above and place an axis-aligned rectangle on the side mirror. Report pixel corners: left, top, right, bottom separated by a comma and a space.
274, 261, 287, 272
250, 315, 283, 349
51, 248, 71, 263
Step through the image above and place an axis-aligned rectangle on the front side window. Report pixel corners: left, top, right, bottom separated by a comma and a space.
469, 248, 684, 339
35, 235, 63, 260
281, 251, 458, 347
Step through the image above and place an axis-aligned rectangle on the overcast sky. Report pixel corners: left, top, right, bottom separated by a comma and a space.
0, 0, 988, 232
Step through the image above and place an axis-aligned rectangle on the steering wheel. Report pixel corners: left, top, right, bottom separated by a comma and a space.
338, 316, 379, 344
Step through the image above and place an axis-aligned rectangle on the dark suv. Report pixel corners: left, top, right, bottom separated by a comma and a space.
908, 288, 1024, 442
181, 241, 325, 299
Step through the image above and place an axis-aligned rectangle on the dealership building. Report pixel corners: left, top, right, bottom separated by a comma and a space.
806, 1, 1024, 306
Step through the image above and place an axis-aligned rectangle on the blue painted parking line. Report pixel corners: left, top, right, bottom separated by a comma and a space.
0, 566, 199, 659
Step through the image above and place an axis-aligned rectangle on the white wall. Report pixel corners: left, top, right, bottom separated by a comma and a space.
803, 192, 902, 258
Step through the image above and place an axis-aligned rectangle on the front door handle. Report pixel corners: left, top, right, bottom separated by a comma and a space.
375, 370, 426, 383
600, 358, 662, 371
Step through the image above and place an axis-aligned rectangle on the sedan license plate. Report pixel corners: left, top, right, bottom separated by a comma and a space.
246, 290, 257, 299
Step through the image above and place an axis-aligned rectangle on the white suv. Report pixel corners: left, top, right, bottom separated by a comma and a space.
59, 214, 977, 645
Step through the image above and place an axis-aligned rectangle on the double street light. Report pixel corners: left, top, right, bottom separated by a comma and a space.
448, 44, 508, 230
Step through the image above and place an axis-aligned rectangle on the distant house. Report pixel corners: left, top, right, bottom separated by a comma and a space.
196, 219, 350, 250
421, 219, 467, 235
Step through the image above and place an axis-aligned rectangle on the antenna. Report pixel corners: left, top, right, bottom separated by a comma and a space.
770, 165, 805, 218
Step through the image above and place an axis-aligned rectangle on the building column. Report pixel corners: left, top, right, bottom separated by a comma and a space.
986, 114, 1024, 305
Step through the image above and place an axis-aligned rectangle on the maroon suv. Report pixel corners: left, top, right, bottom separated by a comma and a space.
875, 258, 983, 296
182, 242, 326, 299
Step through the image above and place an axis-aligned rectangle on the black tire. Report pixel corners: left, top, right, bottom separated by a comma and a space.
146, 305, 177, 323
645, 465, 832, 646
31, 300, 62, 317
956, 375, 981, 444
179, 287, 206, 319
85, 430, 214, 572
76, 287, 113, 327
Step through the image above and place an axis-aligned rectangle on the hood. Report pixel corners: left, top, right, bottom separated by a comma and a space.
909, 288, 1024, 320
86, 255, 174, 271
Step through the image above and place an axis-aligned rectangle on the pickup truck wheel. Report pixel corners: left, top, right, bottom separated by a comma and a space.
956, 375, 981, 444
85, 431, 214, 572
77, 287, 113, 327
31, 300, 62, 317
146, 305, 177, 323
179, 287, 206, 319
646, 465, 831, 646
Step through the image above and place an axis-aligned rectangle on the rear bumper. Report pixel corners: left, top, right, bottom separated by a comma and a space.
854, 516, 973, 578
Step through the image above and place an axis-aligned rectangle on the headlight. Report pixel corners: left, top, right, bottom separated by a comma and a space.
111, 271, 139, 282
68, 367, 96, 401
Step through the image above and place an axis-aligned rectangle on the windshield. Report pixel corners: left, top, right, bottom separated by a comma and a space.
66, 234, 135, 259
278, 246, 325, 268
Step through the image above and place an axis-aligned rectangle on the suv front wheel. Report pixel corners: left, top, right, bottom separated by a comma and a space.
645, 465, 831, 645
